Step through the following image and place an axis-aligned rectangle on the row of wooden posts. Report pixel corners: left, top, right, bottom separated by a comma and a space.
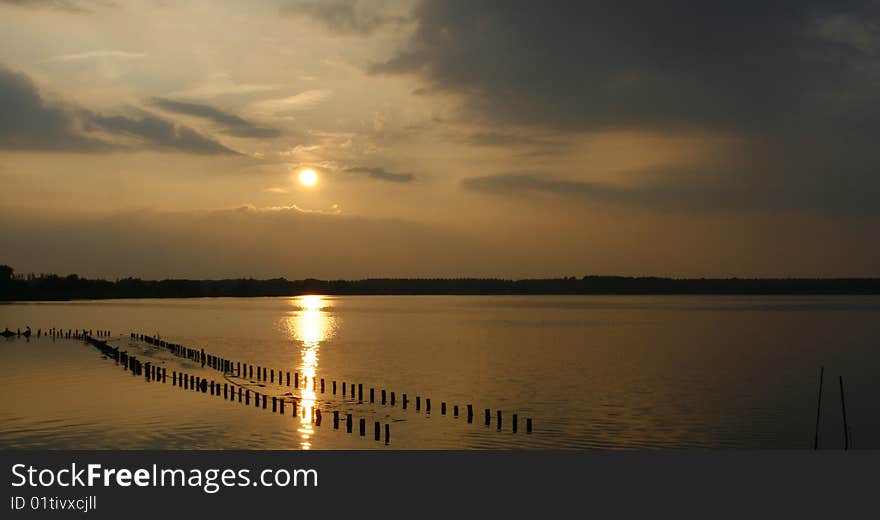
6, 327, 112, 340
88, 334, 391, 444
130, 332, 533, 434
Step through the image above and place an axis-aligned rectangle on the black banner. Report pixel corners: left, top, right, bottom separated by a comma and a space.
1, 451, 877, 518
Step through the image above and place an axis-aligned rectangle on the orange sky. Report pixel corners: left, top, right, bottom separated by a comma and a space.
2, 1, 879, 278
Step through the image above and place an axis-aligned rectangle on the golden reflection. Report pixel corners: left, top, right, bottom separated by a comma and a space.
283, 295, 336, 449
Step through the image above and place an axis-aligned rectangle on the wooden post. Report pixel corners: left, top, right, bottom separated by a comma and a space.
840, 376, 849, 450
814, 366, 824, 450
346, 414, 353, 433
321, 378, 325, 393
262, 394, 267, 409
245, 390, 250, 405
497, 410, 502, 430
526, 418, 533, 433
271, 369, 274, 384
441, 402, 446, 415
351, 383, 355, 399
333, 410, 340, 429
485, 409, 491, 426
381, 389, 387, 405
374, 421, 380, 441
280, 400, 285, 414
286, 372, 290, 386
370, 388, 375, 403
295, 372, 299, 388
402, 394, 408, 409
315, 409, 322, 426
238, 387, 242, 402
416, 396, 421, 411
426, 398, 432, 413
342, 382, 346, 396
453, 405, 459, 417
385, 423, 390, 445
359, 418, 366, 436
173, 371, 177, 385
272, 396, 277, 412
513, 414, 518, 433
358, 383, 363, 402
390, 392, 396, 406
224, 383, 228, 399
333, 381, 337, 394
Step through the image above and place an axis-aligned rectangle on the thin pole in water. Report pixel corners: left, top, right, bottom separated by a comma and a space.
839, 376, 849, 450
814, 366, 824, 450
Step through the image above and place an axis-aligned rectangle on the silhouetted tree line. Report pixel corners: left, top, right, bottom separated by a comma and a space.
1, 265, 879, 301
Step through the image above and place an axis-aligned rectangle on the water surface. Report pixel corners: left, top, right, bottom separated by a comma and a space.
1, 295, 878, 449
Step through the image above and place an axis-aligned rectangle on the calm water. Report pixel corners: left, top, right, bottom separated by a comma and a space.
1, 295, 878, 449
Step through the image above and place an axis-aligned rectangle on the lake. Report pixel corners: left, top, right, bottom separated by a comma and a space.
1, 295, 878, 449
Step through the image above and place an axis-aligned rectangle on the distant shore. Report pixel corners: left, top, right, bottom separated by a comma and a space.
2, 266, 880, 300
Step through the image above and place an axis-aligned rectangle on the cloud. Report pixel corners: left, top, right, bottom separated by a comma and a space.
247, 90, 332, 117
152, 98, 281, 138
0, 65, 236, 154
168, 81, 283, 99
374, 2, 880, 216
48, 50, 146, 62
373, 2, 880, 133
0, 0, 93, 14
279, 0, 409, 36
461, 169, 880, 216
344, 166, 414, 183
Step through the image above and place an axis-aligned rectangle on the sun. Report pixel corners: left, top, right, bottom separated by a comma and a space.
299, 169, 318, 187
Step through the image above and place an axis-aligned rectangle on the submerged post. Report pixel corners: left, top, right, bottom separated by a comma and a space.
497, 410, 502, 430
527, 418, 533, 433
374, 421, 380, 441
346, 414, 353, 433
333, 410, 340, 429
359, 418, 366, 437
485, 409, 490, 426
384, 424, 390, 445
513, 414, 518, 433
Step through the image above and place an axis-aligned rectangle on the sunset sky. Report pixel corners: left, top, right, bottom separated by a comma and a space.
2, 1, 879, 279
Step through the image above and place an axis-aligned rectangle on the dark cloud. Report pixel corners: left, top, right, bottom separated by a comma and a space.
374, 1, 879, 133
344, 166, 415, 183
0, 65, 115, 151
461, 168, 880, 216
81, 110, 237, 155
0, 65, 236, 155
377, 1, 880, 215
280, 0, 409, 36
0, 0, 99, 14
152, 98, 281, 139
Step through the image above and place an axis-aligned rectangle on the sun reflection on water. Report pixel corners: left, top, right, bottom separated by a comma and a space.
284, 295, 336, 449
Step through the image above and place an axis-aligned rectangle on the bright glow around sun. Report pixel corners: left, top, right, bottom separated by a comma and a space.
299, 169, 318, 187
